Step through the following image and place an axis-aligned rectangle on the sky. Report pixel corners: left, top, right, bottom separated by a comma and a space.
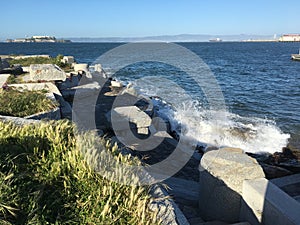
1, 0, 299, 39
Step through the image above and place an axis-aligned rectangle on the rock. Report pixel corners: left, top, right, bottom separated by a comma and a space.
57, 74, 81, 90
205, 145, 219, 152
111, 106, 152, 135
260, 163, 293, 179
111, 80, 123, 88
74, 63, 89, 73
29, 64, 66, 81
94, 64, 102, 72
55, 94, 73, 119
121, 83, 139, 96
149, 184, 190, 225
199, 147, 265, 223
71, 81, 101, 98
0, 58, 9, 70
0, 66, 23, 75
61, 56, 75, 64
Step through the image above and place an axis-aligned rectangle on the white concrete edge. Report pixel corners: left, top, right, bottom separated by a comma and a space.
242, 178, 300, 224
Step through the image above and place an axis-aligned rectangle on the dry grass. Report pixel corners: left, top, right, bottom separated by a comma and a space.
0, 120, 160, 224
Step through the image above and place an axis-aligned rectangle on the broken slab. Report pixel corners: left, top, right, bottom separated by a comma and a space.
29, 64, 66, 81
111, 106, 152, 135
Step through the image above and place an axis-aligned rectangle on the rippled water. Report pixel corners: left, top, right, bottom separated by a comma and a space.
1, 42, 299, 153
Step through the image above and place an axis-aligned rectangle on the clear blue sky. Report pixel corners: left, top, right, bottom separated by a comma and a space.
1, 0, 299, 39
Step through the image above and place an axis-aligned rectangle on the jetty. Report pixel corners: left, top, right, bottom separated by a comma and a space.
1, 55, 300, 225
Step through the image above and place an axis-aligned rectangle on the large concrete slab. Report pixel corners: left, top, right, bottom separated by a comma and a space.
29, 64, 66, 81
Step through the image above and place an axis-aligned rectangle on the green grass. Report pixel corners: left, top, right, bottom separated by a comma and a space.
9, 55, 72, 72
5, 75, 22, 84
0, 120, 159, 224
0, 88, 58, 117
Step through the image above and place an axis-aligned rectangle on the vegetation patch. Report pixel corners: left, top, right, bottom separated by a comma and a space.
0, 120, 159, 224
0, 88, 58, 117
5, 75, 22, 84
9, 55, 72, 72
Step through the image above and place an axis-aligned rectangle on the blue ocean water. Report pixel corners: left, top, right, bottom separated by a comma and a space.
1, 42, 299, 153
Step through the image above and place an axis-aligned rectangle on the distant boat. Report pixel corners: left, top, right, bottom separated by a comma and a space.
209, 38, 222, 42
291, 49, 300, 61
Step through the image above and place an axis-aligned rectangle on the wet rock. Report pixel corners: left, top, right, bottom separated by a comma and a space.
260, 163, 293, 179
0, 66, 23, 75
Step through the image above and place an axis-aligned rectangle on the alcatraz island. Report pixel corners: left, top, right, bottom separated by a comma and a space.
6, 35, 71, 43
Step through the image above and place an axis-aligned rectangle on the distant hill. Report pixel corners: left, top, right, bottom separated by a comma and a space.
69, 34, 276, 43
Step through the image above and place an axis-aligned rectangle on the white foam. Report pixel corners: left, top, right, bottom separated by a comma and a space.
172, 102, 290, 154
116, 78, 290, 154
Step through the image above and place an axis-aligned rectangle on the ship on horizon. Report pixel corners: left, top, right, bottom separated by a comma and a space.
209, 37, 222, 42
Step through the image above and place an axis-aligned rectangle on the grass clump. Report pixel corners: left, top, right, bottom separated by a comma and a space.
5, 75, 23, 84
0, 88, 58, 117
0, 120, 159, 224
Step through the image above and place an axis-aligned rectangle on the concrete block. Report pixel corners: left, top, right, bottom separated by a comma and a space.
241, 178, 300, 225
111, 106, 152, 132
111, 80, 123, 88
29, 64, 66, 81
74, 63, 88, 73
199, 148, 265, 223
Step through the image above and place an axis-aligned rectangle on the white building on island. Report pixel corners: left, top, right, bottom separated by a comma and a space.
279, 34, 300, 42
